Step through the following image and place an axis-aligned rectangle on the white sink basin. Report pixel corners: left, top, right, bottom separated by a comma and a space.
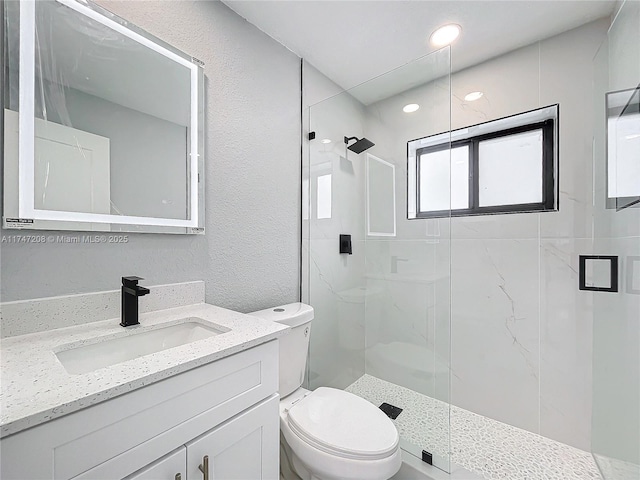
55, 319, 228, 375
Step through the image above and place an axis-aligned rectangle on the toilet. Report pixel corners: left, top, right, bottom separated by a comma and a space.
250, 303, 402, 480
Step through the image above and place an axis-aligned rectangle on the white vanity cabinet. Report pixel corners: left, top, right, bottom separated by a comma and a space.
125, 447, 186, 480
0, 340, 279, 480
125, 396, 278, 480
186, 396, 279, 480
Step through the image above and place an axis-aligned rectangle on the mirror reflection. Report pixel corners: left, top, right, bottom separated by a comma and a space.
3, 0, 203, 233
607, 86, 640, 210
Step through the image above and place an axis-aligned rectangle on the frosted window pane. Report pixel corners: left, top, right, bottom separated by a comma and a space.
479, 130, 543, 207
419, 146, 469, 212
317, 174, 331, 219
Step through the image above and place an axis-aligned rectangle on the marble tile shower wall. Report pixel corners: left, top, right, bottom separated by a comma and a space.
305, 19, 617, 453
455, 21, 608, 452
362, 19, 609, 453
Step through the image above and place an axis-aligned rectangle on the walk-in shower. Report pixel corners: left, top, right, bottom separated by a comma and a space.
302, 4, 639, 478
304, 47, 453, 473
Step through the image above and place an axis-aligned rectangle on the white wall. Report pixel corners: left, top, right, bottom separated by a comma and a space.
0, 1, 301, 314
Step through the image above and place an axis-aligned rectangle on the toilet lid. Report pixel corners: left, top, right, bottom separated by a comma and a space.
286, 387, 399, 460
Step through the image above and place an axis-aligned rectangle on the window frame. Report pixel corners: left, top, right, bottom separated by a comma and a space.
412, 110, 558, 219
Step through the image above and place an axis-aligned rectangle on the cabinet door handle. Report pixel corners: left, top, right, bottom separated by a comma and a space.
175, 474, 182, 480
198, 455, 209, 480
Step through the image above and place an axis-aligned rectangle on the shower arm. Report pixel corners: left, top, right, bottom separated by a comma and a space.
344, 136, 355, 160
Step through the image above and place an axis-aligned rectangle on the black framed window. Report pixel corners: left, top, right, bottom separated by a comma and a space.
408, 105, 559, 219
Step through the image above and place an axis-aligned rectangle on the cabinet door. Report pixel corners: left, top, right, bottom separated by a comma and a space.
124, 447, 186, 480
186, 395, 279, 480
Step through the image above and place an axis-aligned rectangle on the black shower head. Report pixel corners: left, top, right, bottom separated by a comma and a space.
344, 136, 375, 154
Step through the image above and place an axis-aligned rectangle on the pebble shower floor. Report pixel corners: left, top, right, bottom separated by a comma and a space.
346, 375, 610, 480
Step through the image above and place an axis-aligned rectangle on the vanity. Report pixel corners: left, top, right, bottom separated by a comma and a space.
0, 1, 286, 477
0, 282, 288, 479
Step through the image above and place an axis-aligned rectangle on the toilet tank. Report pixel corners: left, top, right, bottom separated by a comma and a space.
249, 303, 314, 397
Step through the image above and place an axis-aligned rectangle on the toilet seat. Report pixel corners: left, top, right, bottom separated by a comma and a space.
286, 387, 399, 461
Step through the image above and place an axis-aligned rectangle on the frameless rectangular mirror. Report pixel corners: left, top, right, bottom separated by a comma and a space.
2, 0, 205, 234
606, 86, 640, 211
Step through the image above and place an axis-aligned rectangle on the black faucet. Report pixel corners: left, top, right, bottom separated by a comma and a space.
120, 276, 150, 327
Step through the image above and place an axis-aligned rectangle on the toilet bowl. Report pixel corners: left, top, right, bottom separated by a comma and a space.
279, 387, 402, 480
250, 303, 402, 480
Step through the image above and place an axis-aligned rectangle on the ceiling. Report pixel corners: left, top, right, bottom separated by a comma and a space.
223, 0, 616, 93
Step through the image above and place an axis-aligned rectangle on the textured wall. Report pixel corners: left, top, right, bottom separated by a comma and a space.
0, 0, 301, 312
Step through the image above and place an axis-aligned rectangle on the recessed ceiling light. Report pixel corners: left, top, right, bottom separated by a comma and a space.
321, 138, 332, 144
403, 103, 420, 113
430, 24, 461, 47
464, 91, 484, 102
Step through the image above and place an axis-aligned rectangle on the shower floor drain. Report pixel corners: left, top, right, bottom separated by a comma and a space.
379, 402, 403, 419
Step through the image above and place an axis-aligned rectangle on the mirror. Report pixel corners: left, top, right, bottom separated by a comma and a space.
2, 0, 204, 234
606, 86, 640, 211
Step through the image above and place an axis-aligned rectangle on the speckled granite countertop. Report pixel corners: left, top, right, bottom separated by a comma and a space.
0, 303, 288, 438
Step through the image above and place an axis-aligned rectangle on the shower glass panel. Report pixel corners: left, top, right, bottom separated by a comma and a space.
591, 1, 640, 478
304, 47, 452, 473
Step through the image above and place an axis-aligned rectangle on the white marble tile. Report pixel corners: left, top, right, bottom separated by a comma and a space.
0, 281, 205, 338
591, 236, 640, 466
450, 44, 541, 242
307, 239, 366, 390
363, 240, 450, 400
364, 240, 437, 351
592, 188, 640, 240
539, 238, 594, 451
537, 22, 608, 239
451, 213, 540, 240
451, 239, 540, 433
451, 44, 541, 130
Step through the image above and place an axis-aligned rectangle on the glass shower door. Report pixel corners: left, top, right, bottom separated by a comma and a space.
591, 2, 640, 478
304, 47, 453, 473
